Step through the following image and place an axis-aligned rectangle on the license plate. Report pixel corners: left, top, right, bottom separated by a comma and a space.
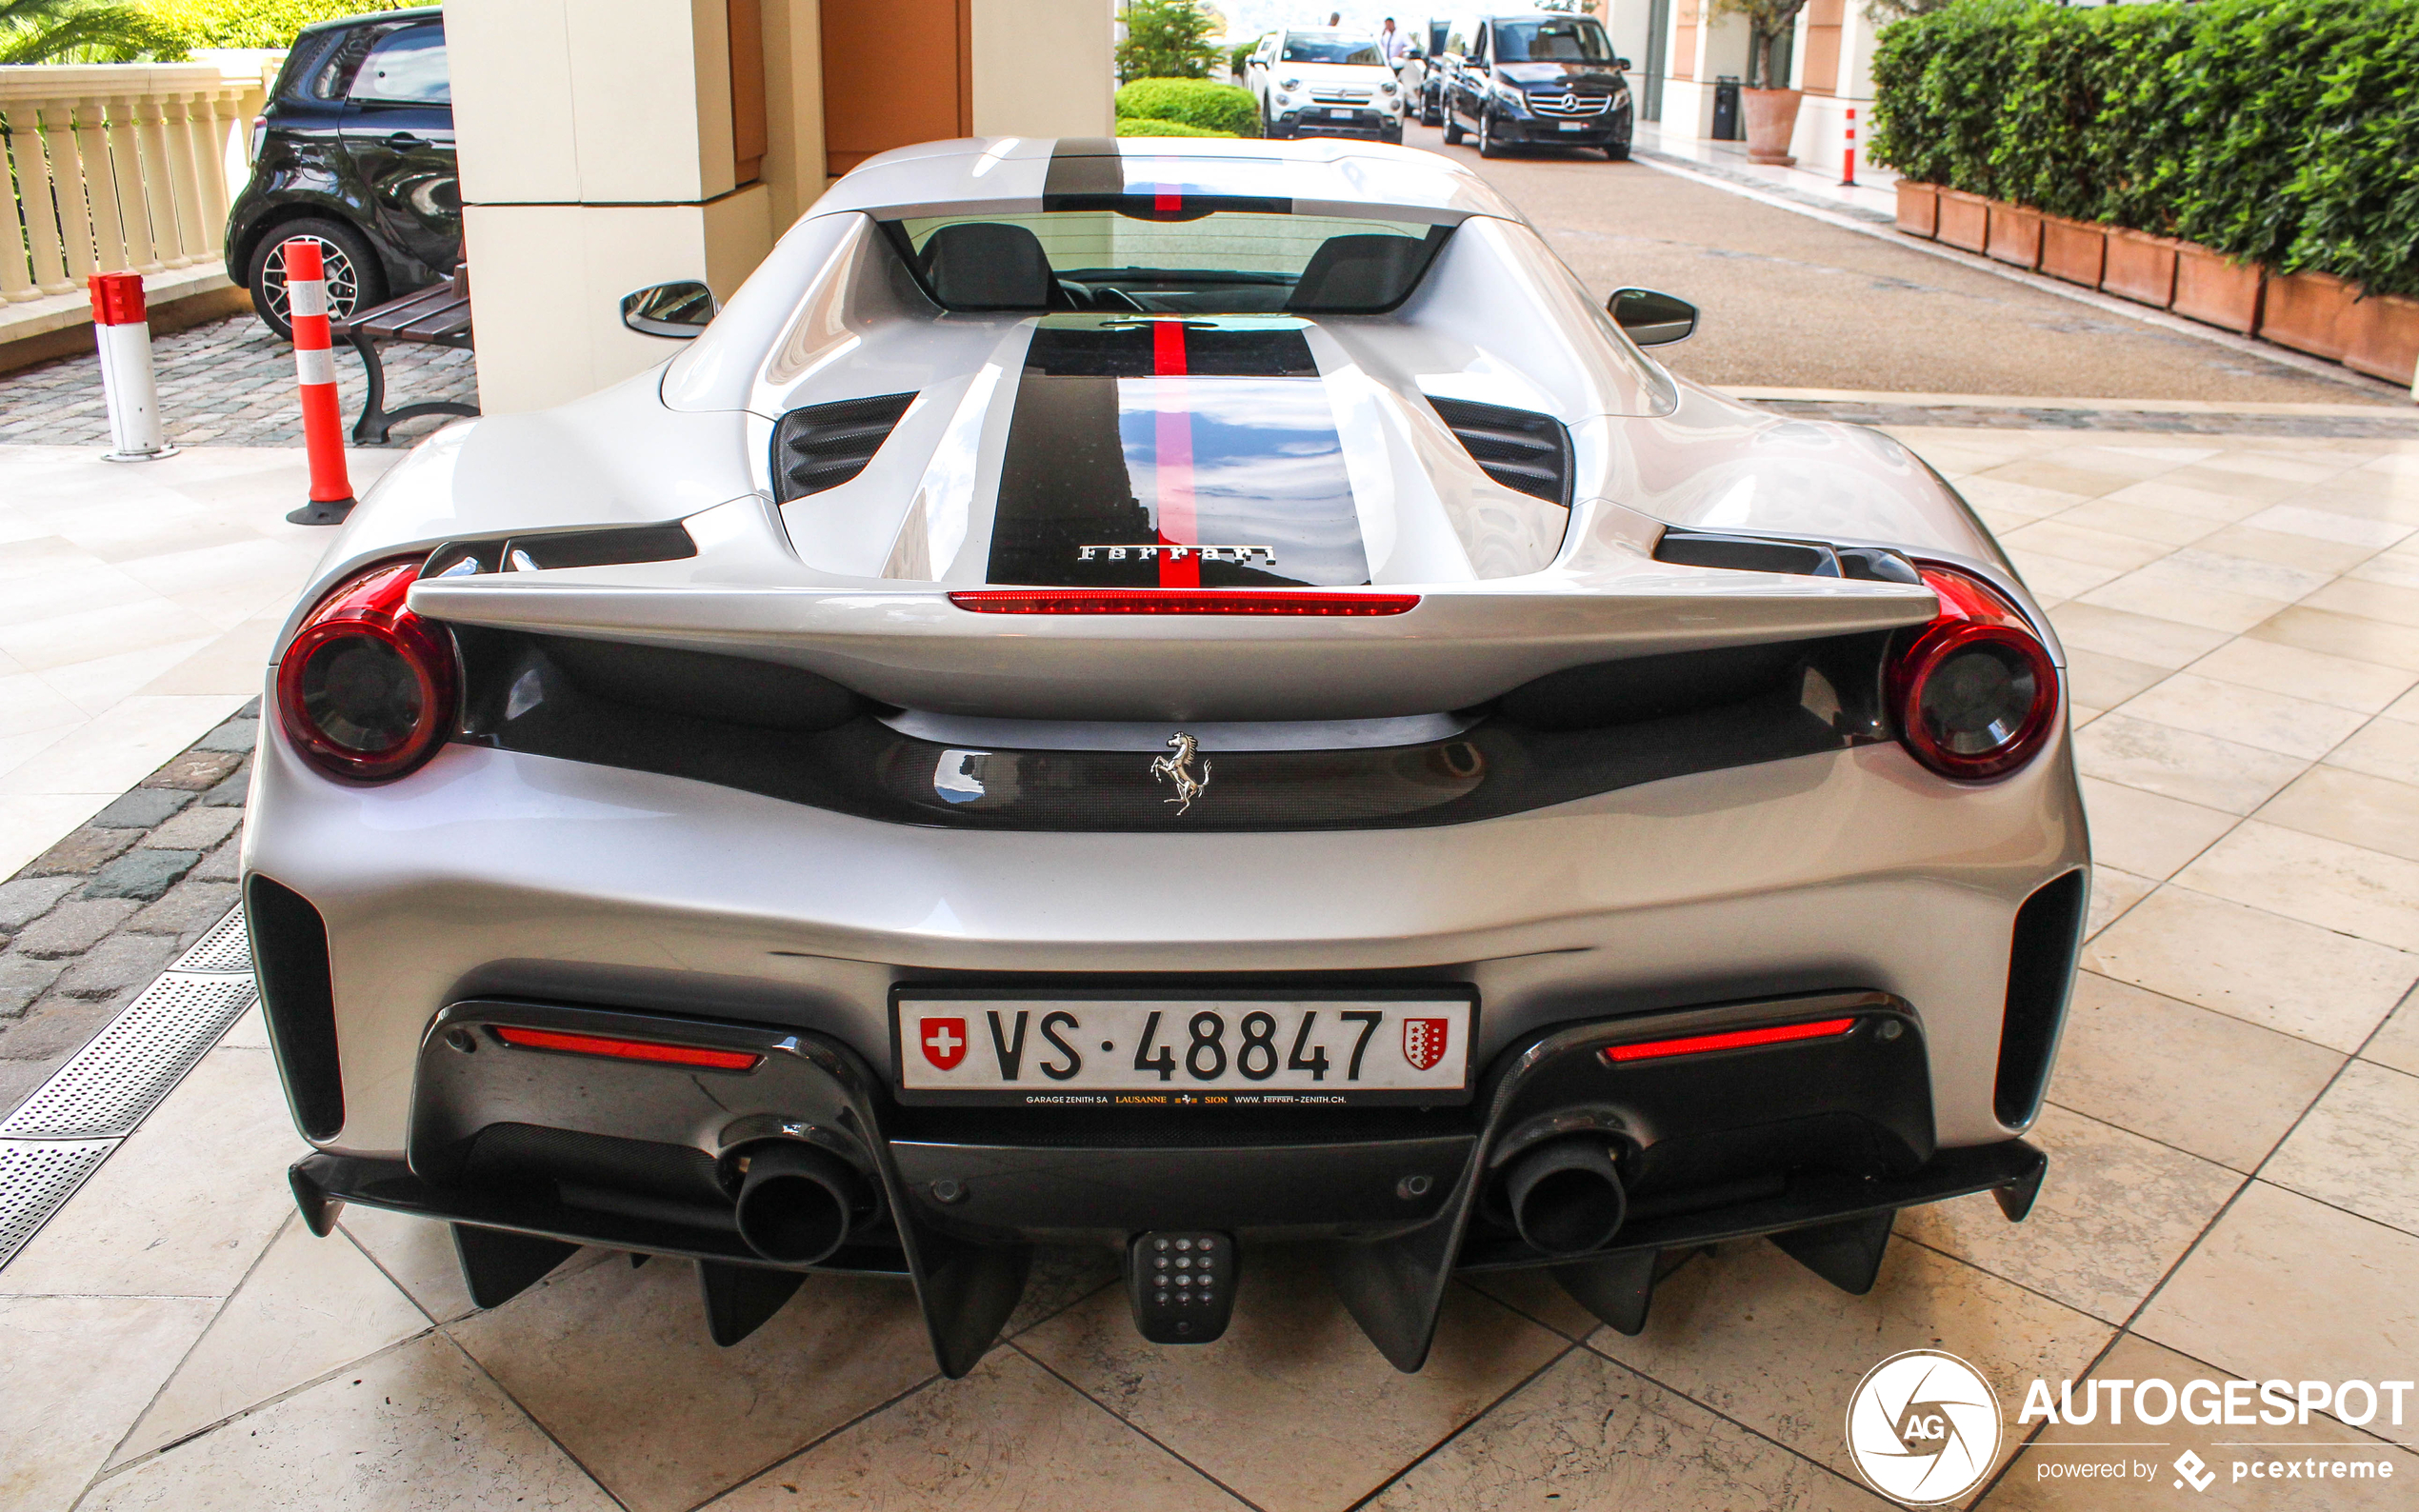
1559, 121, 1585, 131
1330, 108, 1355, 119
895, 991, 1475, 1106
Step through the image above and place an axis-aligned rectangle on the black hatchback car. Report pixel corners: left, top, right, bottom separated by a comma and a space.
225, 7, 457, 340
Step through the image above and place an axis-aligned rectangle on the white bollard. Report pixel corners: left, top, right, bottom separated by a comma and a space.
90, 271, 176, 462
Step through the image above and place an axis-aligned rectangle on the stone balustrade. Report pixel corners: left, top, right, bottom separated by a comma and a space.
0, 59, 273, 355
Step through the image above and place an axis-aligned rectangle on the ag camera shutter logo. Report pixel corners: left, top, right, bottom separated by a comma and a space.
1846, 1349, 2004, 1504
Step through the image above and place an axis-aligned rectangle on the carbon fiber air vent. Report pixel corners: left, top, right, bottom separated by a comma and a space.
1429, 396, 1573, 507
772, 392, 917, 502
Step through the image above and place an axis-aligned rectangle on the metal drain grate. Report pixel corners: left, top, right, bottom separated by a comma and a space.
172, 905, 251, 975
0, 1140, 116, 1269
0, 974, 258, 1139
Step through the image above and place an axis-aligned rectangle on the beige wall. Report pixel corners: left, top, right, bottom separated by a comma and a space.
970, 0, 1114, 140
450, 0, 1110, 414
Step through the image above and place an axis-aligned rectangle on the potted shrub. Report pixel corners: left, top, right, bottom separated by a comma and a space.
1719, 0, 1807, 166
2344, 291, 2419, 388
1896, 181, 1939, 239
2101, 229, 2180, 308
1935, 189, 1989, 253
2258, 269, 2356, 362
1986, 201, 2043, 270
2039, 216, 2106, 288
2171, 242, 2264, 335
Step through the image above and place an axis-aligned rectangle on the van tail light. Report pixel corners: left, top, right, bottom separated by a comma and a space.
276, 557, 456, 782
1888, 566, 2059, 781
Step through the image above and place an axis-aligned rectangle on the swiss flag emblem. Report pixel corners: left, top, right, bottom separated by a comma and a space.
1402, 1018, 1449, 1072
920, 1018, 968, 1072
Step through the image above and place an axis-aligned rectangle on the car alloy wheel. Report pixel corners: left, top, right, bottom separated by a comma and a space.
263, 236, 362, 328
1478, 109, 1503, 157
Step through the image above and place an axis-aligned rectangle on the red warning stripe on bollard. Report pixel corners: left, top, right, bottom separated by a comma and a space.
286, 238, 357, 526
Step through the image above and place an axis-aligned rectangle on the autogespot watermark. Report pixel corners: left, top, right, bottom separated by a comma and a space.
1845, 1353, 2412, 1504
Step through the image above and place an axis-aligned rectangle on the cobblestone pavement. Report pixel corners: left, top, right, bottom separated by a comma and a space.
0, 706, 252, 1113
2, 428, 2416, 1511
0, 313, 477, 449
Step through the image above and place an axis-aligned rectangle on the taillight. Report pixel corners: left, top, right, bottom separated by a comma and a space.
275, 557, 456, 782
491, 1025, 762, 1071
1888, 566, 2059, 781
1601, 1016, 1857, 1064
250, 115, 267, 162
949, 589, 1419, 615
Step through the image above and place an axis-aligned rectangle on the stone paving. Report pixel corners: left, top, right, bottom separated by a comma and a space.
0, 706, 251, 1113
2, 426, 2415, 1511
0, 313, 477, 449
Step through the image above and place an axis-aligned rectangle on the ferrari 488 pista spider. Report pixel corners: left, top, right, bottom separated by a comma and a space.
255, 135, 2083, 1372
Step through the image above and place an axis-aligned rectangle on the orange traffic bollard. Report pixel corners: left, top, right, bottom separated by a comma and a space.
90, 271, 175, 462
1842, 107, 1858, 188
285, 238, 357, 527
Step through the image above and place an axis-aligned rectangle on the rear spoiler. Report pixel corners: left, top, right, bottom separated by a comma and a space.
409, 496, 1939, 723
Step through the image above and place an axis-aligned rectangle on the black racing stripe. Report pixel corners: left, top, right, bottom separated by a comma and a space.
1024, 324, 1319, 378
1043, 138, 1126, 202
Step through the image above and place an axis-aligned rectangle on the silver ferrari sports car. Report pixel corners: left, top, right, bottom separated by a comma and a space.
253, 135, 2084, 1372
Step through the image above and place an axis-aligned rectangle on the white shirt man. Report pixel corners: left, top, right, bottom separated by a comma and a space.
1380, 16, 1409, 60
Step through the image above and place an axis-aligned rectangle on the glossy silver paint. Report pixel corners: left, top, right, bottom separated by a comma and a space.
248, 136, 2087, 1160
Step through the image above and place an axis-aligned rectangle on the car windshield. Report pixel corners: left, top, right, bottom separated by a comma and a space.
1493, 18, 1615, 62
1282, 35, 1385, 64
891, 209, 1449, 315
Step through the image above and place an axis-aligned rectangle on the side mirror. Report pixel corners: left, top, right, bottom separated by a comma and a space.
1615, 56, 1632, 70
621, 280, 718, 339
1609, 287, 1698, 346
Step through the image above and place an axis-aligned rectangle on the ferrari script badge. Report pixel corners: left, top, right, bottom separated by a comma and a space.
1150, 732, 1211, 815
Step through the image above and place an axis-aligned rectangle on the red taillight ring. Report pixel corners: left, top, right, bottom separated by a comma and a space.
275, 557, 457, 783
1888, 566, 2060, 782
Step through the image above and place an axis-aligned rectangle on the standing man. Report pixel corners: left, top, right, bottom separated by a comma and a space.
1381, 15, 1409, 61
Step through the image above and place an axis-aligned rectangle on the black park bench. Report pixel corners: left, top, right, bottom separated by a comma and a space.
331, 264, 479, 444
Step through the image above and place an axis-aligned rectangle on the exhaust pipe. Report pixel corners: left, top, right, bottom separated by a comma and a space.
732, 1141, 872, 1265
1503, 1136, 1627, 1256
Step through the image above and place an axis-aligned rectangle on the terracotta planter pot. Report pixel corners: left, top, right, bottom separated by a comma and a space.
2259, 270, 2356, 362
2040, 216, 2106, 288
2344, 290, 2419, 387
1986, 201, 2043, 270
2172, 242, 2264, 335
1935, 189, 1989, 253
1742, 88, 1802, 167
2101, 229, 2180, 308
1896, 181, 1939, 239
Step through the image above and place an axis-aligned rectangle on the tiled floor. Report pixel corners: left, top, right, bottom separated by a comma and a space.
0, 446, 399, 879
3, 425, 2415, 1511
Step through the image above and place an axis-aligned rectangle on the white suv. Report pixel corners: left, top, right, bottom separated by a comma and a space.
1245, 29, 1404, 143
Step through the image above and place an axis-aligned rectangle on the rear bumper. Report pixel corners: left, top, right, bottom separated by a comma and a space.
286, 991, 2047, 1371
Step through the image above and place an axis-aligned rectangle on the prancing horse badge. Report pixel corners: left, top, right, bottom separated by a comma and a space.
1150, 733, 1210, 815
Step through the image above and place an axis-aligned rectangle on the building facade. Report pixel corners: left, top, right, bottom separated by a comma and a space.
447, 0, 1115, 413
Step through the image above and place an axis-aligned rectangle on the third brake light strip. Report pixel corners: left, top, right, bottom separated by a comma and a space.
1151, 317, 1200, 588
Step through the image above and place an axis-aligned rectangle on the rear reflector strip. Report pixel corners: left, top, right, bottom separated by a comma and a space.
949, 589, 1419, 616
491, 1025, 763, 1071
1601, 1017, 1857, 1064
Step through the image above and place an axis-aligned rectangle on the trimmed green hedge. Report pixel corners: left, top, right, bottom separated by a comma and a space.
1115, 117, 1236, 137
1869, 0, 2419, 296
1115, 77, 1261, 136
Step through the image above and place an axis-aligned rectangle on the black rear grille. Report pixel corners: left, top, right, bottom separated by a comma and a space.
772, 392, 916, 502
1429, 396, 1572, 507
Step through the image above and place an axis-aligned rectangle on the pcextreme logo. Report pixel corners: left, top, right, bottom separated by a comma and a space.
1846, 1350, 2004, 1504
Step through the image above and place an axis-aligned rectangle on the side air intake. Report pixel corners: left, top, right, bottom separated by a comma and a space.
772, 392, 917, 502
1429, 396, 1572, 507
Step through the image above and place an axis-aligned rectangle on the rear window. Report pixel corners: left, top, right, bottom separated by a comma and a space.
890, 210, 1449, 315
1283, 35, 1385, 64
352, 24, 449, 103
